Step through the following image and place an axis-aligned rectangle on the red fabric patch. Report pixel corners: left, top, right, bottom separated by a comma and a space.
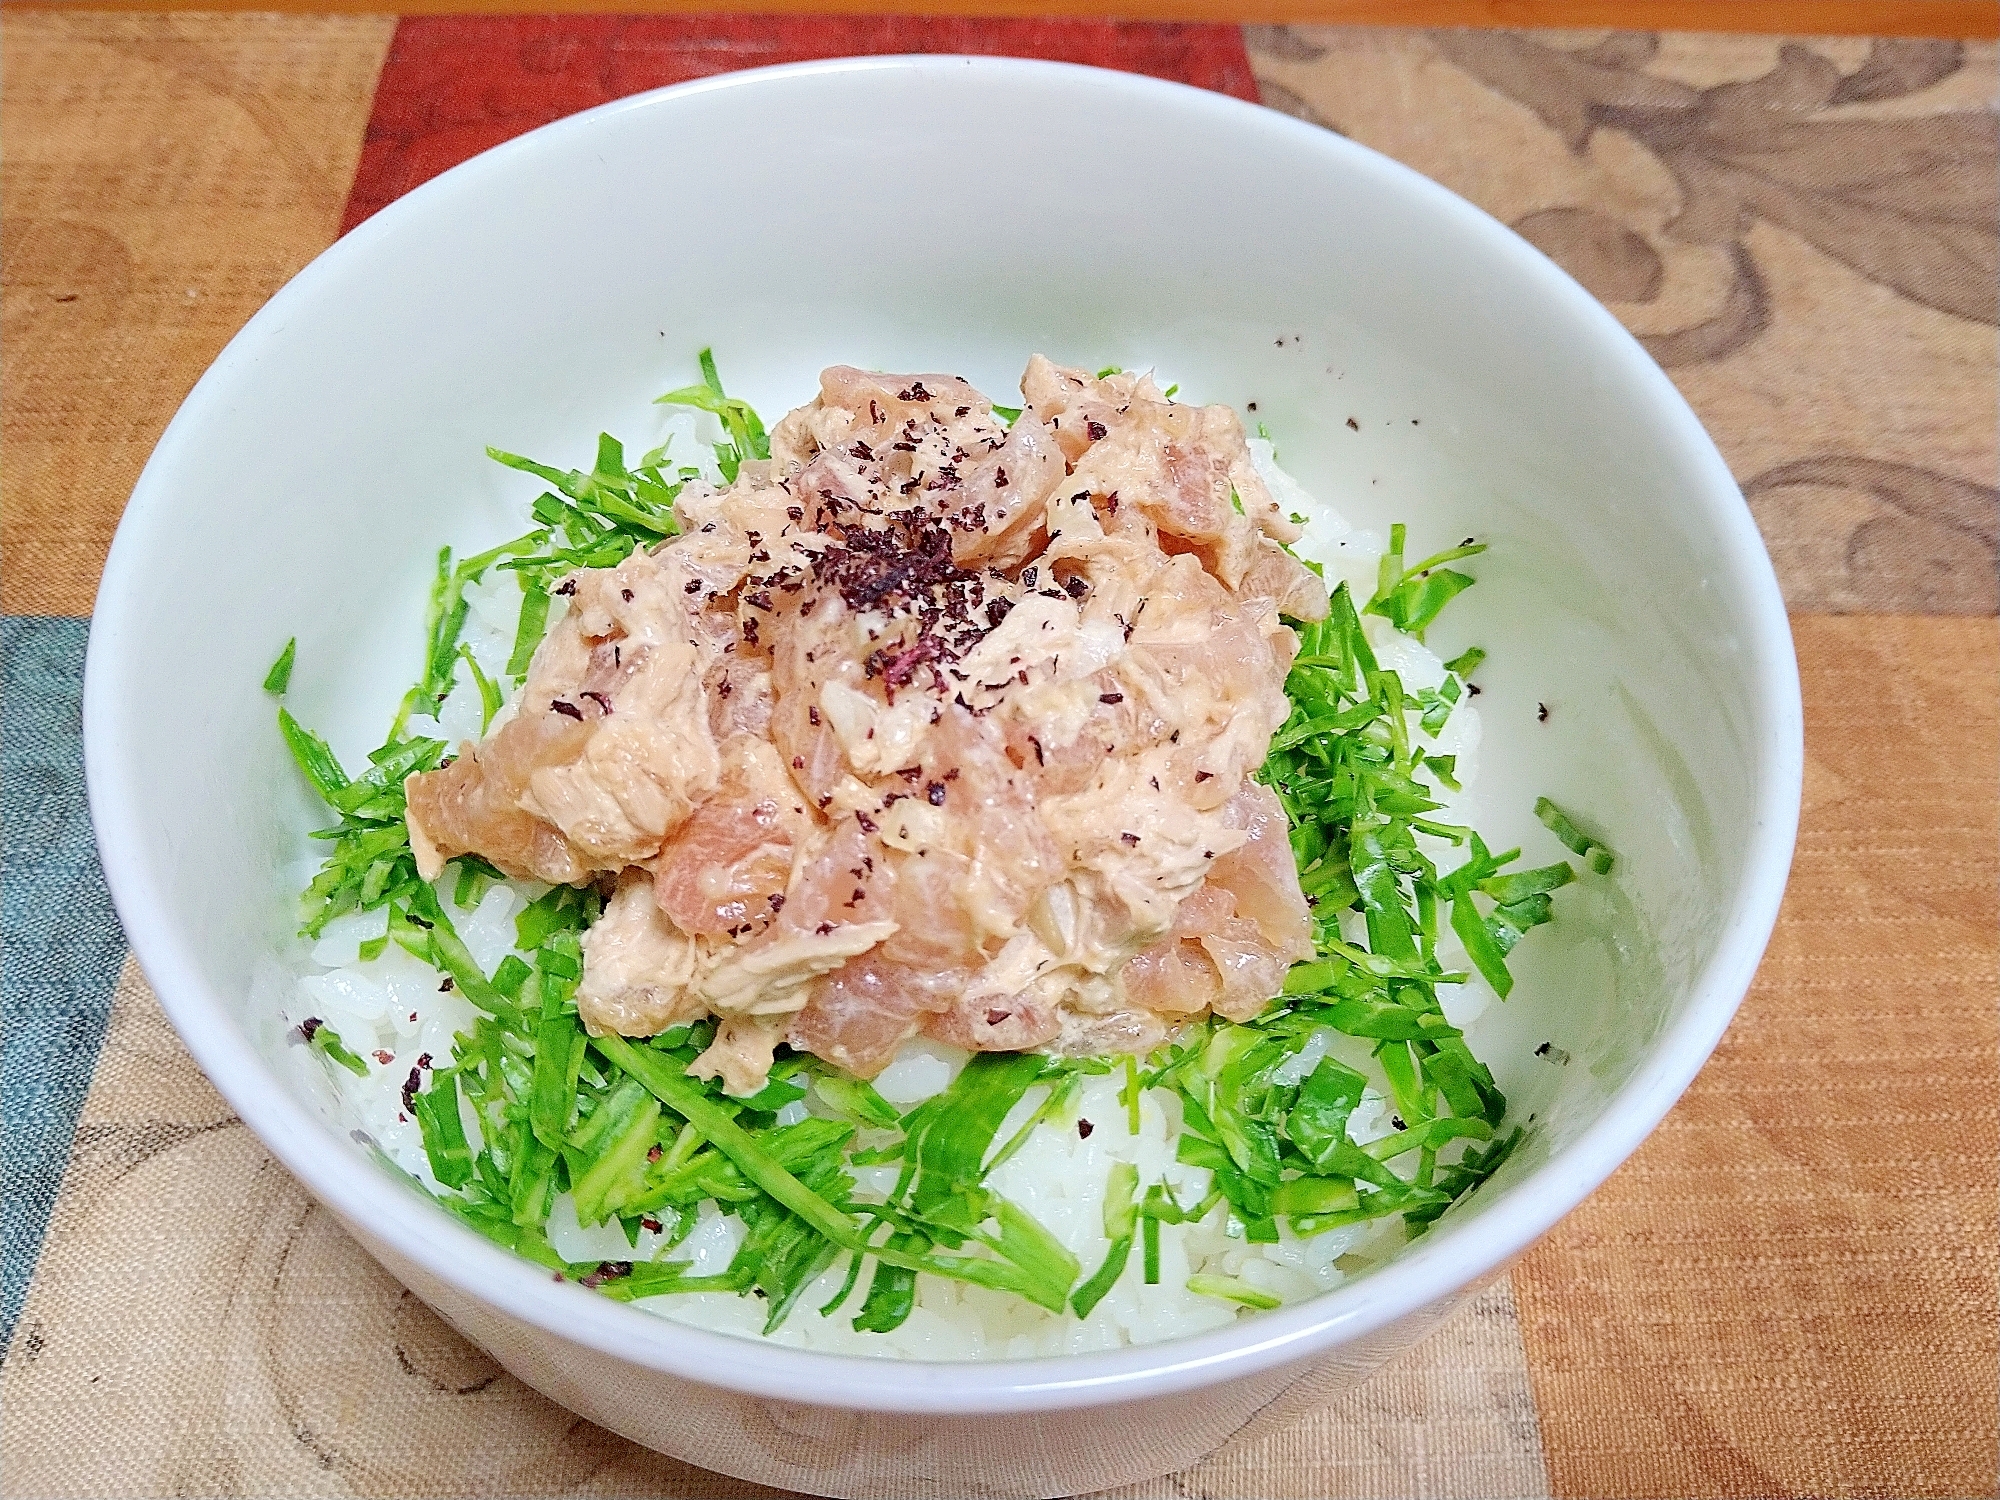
341, 15, 1258, 232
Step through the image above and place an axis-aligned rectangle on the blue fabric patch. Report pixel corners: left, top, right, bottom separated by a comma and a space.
2, 617, 126, 1357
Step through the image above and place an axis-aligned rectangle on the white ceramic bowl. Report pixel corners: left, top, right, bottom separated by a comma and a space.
86, 57, 1802, 1498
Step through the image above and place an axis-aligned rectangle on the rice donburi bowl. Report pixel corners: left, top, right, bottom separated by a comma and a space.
85, 55, 1801, 1497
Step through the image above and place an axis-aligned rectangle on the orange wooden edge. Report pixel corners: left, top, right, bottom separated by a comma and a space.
1, 0, 1994, 37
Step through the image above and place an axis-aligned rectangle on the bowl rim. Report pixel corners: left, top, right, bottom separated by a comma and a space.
85, 52, 1803, 1414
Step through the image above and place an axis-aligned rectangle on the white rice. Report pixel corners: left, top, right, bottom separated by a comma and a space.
278, 428, 1488, 1358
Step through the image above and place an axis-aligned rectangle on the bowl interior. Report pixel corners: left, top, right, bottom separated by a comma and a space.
87, 57, 1799, 1405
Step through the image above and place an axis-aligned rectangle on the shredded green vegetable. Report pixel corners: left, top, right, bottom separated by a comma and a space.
273, 355, 1596, 1334
1365, 523, 1486, 641
1536, 796, 1617, 875
303, 1018, 369, 1078
654, 347, 771, 484
264, 638, 296, 695
1070, 1161, 1139, 1318
1186, 1272, 1282, 1310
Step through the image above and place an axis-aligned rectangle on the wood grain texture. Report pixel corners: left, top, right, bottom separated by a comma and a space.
0, 11, 396, 616
1511, 614, 2000, 1500
2, 0, 1995, 39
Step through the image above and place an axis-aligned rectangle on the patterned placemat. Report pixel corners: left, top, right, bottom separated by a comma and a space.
3, 15, 1994, 1499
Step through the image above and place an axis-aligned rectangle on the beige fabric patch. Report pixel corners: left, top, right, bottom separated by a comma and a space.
1246, 28, 1999, 616
0, 11, 396, 617
0, 960, 765, 1499
1092, 1280, 1551, 1499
